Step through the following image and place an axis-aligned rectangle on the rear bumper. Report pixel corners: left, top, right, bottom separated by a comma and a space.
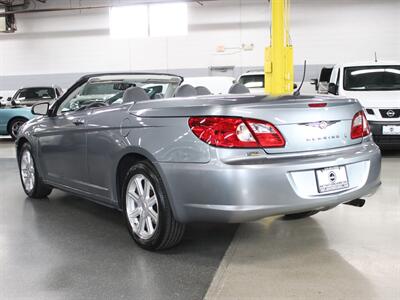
369, 121, 400, 148
159, 141, 381, 223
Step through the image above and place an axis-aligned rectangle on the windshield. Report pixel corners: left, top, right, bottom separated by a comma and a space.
343, 66, 400, 91
238, 75, 264, 88
80, 82, 125, 95
57, 74, 182, 114
15, 87, 55, 101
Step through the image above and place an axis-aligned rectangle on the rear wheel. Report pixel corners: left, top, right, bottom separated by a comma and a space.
8, 117, 28, 140
18, 143, 52, 198
122, 161, 185, 250
284, 210, 319, 220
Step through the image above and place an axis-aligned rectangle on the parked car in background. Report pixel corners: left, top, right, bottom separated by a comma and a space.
238, 71, 298, 95
327, 61, 400, 148
183, 76, 235, 94
237, 70, 265, 94
311, 66, 333, 94
0, 106, 33, 139
16, 72, 380, 251
6, 86, 62, 107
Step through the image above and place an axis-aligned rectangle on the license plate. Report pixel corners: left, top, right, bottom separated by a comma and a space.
315, 166, 349, 193
382, 125, 400, 135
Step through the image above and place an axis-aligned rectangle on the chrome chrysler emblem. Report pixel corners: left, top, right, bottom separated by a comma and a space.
319, 121, 329, 129
301, 120, 339, 129
386, 110, 395, 118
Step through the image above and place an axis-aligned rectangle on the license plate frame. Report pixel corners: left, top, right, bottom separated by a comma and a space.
382, 125, 400, 135
315, 166, 349, 193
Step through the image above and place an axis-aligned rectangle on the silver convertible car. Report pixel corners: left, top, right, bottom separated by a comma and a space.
16, 73, 381, 250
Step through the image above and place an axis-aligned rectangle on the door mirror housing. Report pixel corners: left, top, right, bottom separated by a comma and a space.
11, 99, 21, 106
7, 97, 12, 101
32, 102, 49, 116
328, 83, 339, 95
310, 78, 318, 91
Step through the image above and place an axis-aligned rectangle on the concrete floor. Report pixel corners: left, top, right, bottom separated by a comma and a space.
0, 136, 16, 158
0, 136, 399, 300
206, 152, 400, 300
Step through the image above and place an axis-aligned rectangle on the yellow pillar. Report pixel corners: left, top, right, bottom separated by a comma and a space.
265, 0, 294, 96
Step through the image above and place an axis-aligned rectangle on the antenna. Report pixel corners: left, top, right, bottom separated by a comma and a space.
294, 60, 307, 96
374, 52, 378, 62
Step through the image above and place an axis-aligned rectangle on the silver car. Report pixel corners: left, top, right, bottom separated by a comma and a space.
16, 73, 381, 250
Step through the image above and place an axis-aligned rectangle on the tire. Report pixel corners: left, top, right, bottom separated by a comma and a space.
122, 161, 185, 251
283, 210, 319, 220
8, 117, 28, 140
18, 143, 52, 198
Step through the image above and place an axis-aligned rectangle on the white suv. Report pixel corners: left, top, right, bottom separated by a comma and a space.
237, 71, 265, 94
327, 61, 400, 148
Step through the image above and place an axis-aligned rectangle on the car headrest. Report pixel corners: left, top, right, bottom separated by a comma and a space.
174, 84, 197, 97
122, 87, 150, 103
195, 86, 212, 96
153, 93, 164, 99
228, 83, 250, 94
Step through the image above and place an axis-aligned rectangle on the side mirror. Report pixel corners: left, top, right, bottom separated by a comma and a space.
7, 97, 11, 101
293, 83, 298, 90
310, 78, 318, 91
32, 102, 49, 116
328, 83, 338, 95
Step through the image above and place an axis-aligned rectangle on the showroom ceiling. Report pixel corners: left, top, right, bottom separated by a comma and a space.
0, 0, 218, 13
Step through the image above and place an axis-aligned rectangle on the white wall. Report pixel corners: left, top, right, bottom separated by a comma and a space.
0, 0, 399, 89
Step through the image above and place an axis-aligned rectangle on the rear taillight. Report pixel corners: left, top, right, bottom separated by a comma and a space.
188, 117, 285, 148
351, 111, 370, 139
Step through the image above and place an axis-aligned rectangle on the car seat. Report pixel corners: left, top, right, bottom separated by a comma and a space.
195, 86, 212, 96
122, 87, 150, 103
174, 84, 197, 97
228, 83, 250, 94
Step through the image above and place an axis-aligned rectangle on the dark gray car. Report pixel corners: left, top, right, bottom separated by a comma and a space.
9, 86, 62, 107
16, 73, 381, 250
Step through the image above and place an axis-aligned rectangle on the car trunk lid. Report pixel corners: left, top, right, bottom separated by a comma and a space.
129, 95, 363, 153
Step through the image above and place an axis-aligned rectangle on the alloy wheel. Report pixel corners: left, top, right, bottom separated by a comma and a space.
126, 174, 159, 240
11, 120, 24, 138
20, 150, 36, 192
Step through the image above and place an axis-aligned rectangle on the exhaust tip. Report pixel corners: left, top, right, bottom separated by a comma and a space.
344, 199, 366, 208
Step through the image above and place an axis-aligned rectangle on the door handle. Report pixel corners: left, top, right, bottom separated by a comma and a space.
72, 119, 85, 126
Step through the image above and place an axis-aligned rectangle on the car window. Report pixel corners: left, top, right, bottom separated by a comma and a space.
344, 66, 400, 91
81, 82, 124, 95
56, 75, 181, 115
15, 88, 55, 101
238, 75, 264, 88
319, 67, 333, 82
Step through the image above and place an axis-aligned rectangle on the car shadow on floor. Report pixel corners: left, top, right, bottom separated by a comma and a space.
0, 136, 12, 143
380, 149, 400, 157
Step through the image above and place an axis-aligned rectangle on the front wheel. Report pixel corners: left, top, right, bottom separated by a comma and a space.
18, 143, 52, 198
122, 161, 185, 250
283, 210, 319, 220
8, 117, 28, 140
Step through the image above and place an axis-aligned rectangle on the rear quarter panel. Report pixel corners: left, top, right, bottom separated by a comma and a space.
85, 104, 210, 206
